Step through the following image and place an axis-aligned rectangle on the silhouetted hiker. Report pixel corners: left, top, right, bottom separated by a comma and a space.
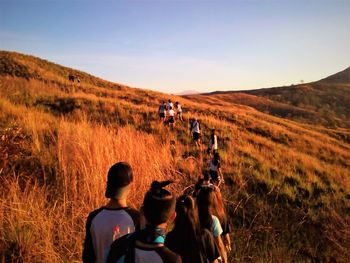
168, 106, 175, 129
207, 129, 218, 155
197, 187, 227, 263
190, 118, 201, 147
159, 101, 167, 122
193, 173, 215, 198
175, 102, 183, 122
83, 162, 139, 263
107, 180, 181, 263
68, 74, 75, 82
207, 152, 223, 186
167, 99, 173, 110
165, 195, 220, 263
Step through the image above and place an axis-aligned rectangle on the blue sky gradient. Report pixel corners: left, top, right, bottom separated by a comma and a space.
1, 0, 349, 93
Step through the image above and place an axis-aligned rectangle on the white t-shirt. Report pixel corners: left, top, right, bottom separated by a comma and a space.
176, 104, 182, 113
168, 109, 175, 117
209, 135, 218, 150
192, 121, 200, 133
167, 102, 173, 109
83, 207, 139, 263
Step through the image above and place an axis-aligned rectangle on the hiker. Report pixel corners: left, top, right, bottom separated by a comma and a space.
82, 162, 139, 263
207, 152, 223, 186
165, 195, 220, 263
107, 181, 181, 263
207, 129, 218, 155
159, 101, 167, 122
211, 189, 232, 254
167, 99, 173, 110
193, 173, 215, 197
190, 118, 201, 147
168, 106, 175, 129
196, 187, 228, 263
175, 102, 183, 122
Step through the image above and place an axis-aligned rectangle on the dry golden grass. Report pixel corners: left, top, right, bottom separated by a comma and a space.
1, 51, 349, 262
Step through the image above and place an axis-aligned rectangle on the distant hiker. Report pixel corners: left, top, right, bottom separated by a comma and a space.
77, 77, 81, 83
197, 187, 228, 263
190, 118, 201, 147
83, 162, 139, 263
68, 74, 75, 82
175, 102, 183, 122
107, 180, 181, 263
193, 173, 215, 197
207, 152, 223, 186
165, 195, 220, 263
159, 101, 167, 122
167, 99, 173, 110
207, 129, 218, 155
168, 106, 175, 129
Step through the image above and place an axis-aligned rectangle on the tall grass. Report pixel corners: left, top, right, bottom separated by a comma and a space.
1, 113, 186, 262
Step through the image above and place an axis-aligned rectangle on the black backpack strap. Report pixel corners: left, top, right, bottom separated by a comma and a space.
107, 233, 138, 263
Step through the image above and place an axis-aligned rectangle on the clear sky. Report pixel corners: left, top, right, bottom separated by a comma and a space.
1, 0, 349, 93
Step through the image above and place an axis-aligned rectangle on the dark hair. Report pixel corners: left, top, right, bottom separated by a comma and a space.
105, 162, 133, 198
196, 187, 215, 231
213, 152, 220, 166
170, 195, 204, 261
197, 186, 227, 231
143, 180, 176, 225
211, 188, 227, 227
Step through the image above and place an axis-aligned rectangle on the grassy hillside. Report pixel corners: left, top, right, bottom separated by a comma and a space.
194, 68, 350, 128
1, 51, 349, 262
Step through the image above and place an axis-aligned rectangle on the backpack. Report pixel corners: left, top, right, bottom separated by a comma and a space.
107, 233, 137, 263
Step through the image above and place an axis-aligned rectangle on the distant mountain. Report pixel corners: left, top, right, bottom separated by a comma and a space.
176, 90, 200, 95
187, 67, 350, 128
319, 66, 350, 84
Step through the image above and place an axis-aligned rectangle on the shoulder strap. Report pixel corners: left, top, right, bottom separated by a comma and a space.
107, 233, 138, 263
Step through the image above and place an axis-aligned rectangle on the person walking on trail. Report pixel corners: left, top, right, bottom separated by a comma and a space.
83, 162, 139, 263
175, 102, 183, 122
190, 118, 201, 147
211, 188, 232, 255
159, 101, 167, 122
196, 187, 228, 263
207, 152, 223, 186
168, 106, 176, 129
167, 99, 174, 110
165, 195, 220, 263
207, 129, 218, 155
107, 180, 181, 263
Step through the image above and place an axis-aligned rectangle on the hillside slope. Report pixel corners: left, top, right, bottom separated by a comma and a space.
191, 67, 350, 128
0, 51, 349, 262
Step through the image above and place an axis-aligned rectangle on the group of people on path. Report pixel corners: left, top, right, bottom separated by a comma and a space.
159, 100, 183, 128
83, 161, 231, 263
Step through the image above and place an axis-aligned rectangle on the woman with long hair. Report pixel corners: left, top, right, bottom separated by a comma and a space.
196, 186, 228, 263
166, 195, 220, 263
211, 188, 232, 253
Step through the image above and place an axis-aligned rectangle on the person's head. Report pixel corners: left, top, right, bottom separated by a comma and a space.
196, 186, 216, 230
143, 180, 176, 226
214, 152, 220, 161
211, 128, 216, 135
175, 101, 179, 105
105, 162, 133, 199
168, 99, 171, 103
169, 106, 172, 110
173, 195, 201, 236
162, 100, 165, 104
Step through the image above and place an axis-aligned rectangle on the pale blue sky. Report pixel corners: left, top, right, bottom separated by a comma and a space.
1, 0, 349, 93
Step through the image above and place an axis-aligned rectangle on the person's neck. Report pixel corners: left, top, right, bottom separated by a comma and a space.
106, 198, 127, 209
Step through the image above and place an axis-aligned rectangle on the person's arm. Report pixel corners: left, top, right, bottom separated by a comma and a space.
214, 236, 227, 263
82, 214, 96, 263
224, 233, 231, 252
